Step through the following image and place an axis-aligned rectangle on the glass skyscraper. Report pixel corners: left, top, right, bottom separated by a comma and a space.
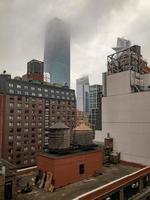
89, 84, 102, 130
76, 76, 89, 115
44, 18, 70, 87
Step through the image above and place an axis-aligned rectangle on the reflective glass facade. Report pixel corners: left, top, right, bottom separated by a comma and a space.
44, 18, 70, 87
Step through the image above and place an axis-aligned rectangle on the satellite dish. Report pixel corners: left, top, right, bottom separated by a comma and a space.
3, 70, 6, 74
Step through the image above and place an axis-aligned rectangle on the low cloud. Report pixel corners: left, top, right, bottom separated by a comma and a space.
0, 0, 150, 88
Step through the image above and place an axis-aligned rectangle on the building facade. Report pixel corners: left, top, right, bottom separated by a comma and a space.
89, 85, 102, 130
0, 74, 76, 168
44, 18, 70, 87
97, 45, 150, 166
37, 148, 103, 189
76, 76, 89, 116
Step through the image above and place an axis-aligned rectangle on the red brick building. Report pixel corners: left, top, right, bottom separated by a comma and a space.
37, 148, 103, 189
0, 73, 76, 169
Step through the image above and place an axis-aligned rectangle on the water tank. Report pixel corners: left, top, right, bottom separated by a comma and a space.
48, 123, 70, 150
73, 122, 93, 146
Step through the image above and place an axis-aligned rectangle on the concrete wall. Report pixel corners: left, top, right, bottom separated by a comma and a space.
107, 71, 131, 96
141, 73, 150, 90
100, 91, 150, 165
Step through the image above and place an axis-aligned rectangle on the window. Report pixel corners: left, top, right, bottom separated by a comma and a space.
56, 90, 59, 94
8, 136, 13, 140
17, 90, 21, 95
9, 122, 13, 126
31, 159, 35, 163
17, 128, 21, 132
9, 83, 13, 87
24, 128, 29, 132
16, 142, 21, 146
17, 85, 21, 89
17, 103, 21, 108
17, 116, 21, 120
25, 103, 29, 108
38, 88, 42, 91
31, 146, 35, 151
17, 110, 21, 114
44, 89, 48, 92
24, 85, 28, 89
61, 91, 64, 94
51, 90, 54, 93
24, 147, 28, 151
9, 128, 14, 133
25, 116, 29, 120
32, 92, 35, 96
31, 87, 35, 90
16, 135, 21, 140
38, 93, 42, 97
25, 91, 29, 95
24, 160, 28, 164
79, 164, 85, 175
9, 89, 14, 94
9, 116, 13, 120
9, 103, 14, 107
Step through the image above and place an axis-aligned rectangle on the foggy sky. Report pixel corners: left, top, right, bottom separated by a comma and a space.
0, 0, 150, 89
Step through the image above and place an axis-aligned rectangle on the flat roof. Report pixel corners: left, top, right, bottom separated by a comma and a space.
39, 147, 101, 160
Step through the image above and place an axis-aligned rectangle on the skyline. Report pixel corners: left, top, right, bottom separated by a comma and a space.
0, 0, 150, 89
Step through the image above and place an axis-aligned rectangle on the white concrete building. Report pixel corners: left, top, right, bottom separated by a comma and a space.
96, 70, 150, 166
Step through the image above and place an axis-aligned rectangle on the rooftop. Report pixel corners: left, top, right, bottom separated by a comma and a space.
41, 146, 100, 159
49, 122, 69, 130
16, 164, 140, 200
73, 122, 92, 131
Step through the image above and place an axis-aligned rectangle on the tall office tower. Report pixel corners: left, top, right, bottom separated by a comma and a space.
112, 37, 131, 52
0, 72, 76, 169
76, 76, 89, 116
89, 85, 102, 130
22, 59, 44, 82
44, 18, 70, 87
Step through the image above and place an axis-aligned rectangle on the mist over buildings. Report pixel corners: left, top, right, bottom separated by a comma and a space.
0, 0, 150, 88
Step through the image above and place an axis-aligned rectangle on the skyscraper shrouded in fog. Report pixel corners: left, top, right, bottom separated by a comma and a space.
44, 18, 70, 87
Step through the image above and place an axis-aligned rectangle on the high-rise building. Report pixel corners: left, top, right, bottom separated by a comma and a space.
44, 18, 70, 87
112, 37, 131, 52
76, 76, 89, 116
0, 73, 76, 169
97, 45, 150, 166
89, 85, 102, 130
